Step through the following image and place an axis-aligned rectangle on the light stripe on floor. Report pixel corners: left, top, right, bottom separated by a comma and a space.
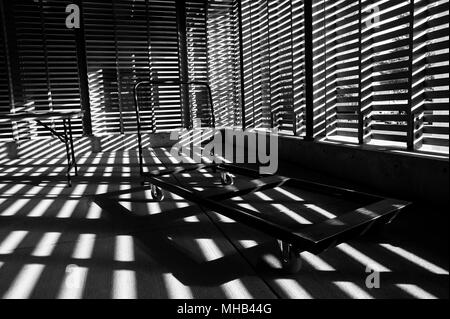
3, 264, 45, 299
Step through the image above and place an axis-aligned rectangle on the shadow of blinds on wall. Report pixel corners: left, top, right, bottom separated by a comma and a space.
10, 0, 82, 140
84, 0, 181, 135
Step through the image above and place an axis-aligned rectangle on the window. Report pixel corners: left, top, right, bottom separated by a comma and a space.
0, 0, 447, 155
84, 0, 182, 134
239, 0, 307, 134
206, 0, 242, 127
312, 0, 449, 153
11, 0, 82, 139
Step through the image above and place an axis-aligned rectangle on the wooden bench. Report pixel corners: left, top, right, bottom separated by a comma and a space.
93, 163, 410, 273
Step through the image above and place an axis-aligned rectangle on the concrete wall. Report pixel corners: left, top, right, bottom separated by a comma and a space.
222, 129, 449, 205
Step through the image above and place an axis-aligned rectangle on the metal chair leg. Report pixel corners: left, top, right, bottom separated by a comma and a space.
67, 119, 78, 176
63, 119, 72, 187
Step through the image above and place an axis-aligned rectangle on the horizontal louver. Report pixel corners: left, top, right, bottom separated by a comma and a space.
320, 0, 360, 140
292, 0, 306, 136
207, 0, 241, 127
186, 0, 210, 127
365, 0, 411, 146
240, 0, 305, 134
312, 0, 327, 138
0, 0, 446, 155
241, 0, 270, 129
0, 3, 12, 140
313, 0, 449, 153
84, 0, 122, 135
85, 0, 181, 134
269, 0, 300, 134
416, 0, 449, 153
231, 0, 243, 128
148, 0, 182, 132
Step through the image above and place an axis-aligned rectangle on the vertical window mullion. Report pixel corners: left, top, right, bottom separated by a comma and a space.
406, 0, 416, 150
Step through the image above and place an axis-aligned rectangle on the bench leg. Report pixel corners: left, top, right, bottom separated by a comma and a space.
150, 184, 164, 202
278, 240, 302, 274
220, 172, 234, 186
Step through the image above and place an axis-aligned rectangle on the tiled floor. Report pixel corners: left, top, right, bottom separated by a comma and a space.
0, 137, 448, 299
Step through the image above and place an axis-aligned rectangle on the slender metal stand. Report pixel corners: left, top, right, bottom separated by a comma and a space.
2, 111, 82, 187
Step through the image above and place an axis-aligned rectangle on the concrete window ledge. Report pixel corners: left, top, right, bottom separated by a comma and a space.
222, 129, 449, 205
